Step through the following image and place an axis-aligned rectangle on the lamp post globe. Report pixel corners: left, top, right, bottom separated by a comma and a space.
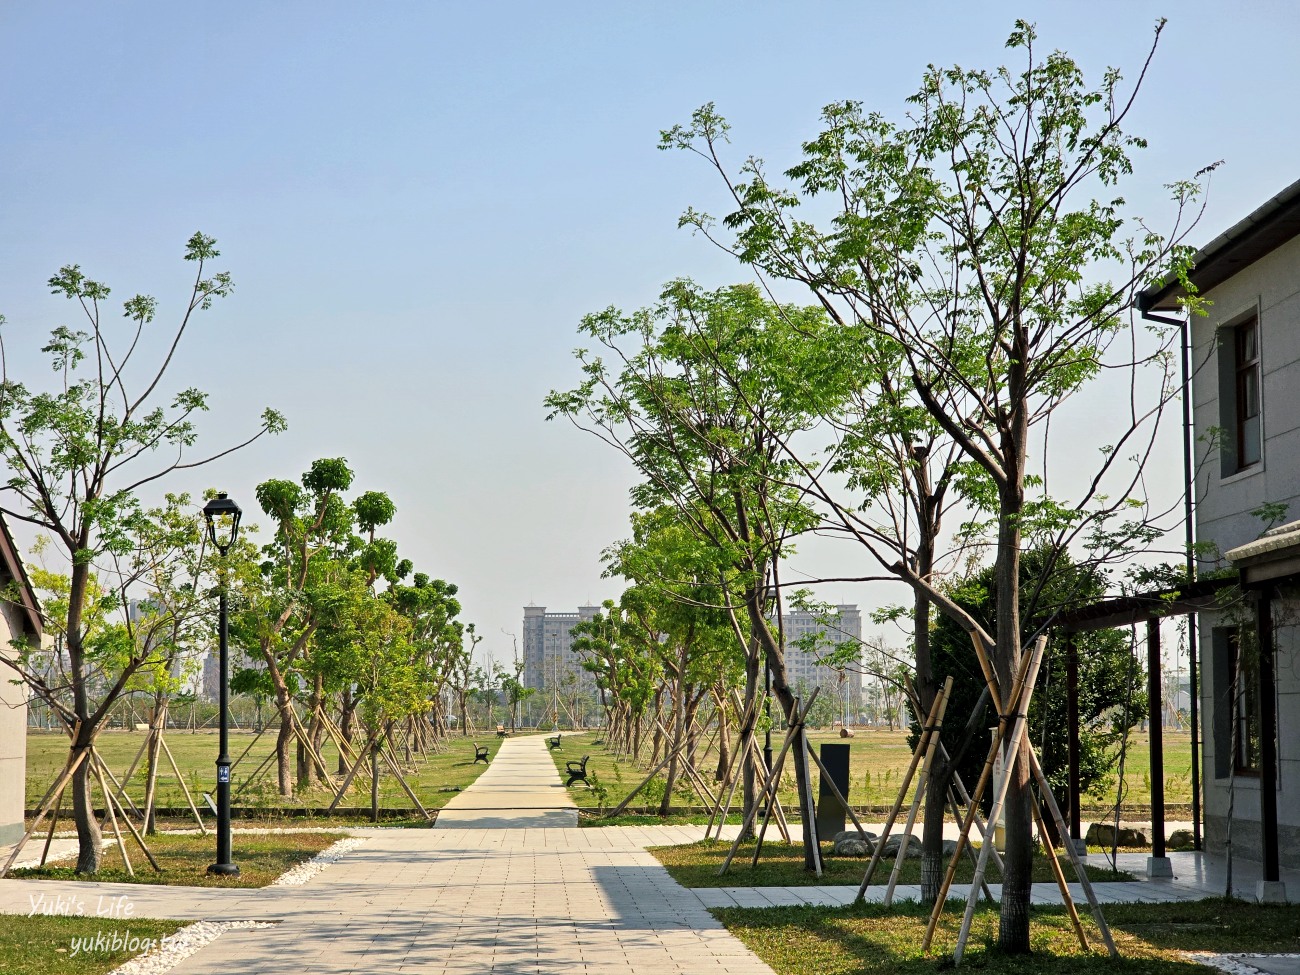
204, 492, 242, 877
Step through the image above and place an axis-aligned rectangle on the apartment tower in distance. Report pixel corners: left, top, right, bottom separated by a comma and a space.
521, 604, 602, 692
780, 605, 863, 722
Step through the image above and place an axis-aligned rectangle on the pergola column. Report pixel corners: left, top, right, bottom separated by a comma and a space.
1146, 616, 1172, 878
1255, 588, 1285, 903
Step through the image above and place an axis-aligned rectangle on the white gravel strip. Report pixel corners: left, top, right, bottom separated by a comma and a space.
269, 835, 368, 886
107, 920, 277, 975
1190, 953, 1300, 974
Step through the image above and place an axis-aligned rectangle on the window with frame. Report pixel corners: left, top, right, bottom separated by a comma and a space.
1229, 627, 1261, 775
1234, 319, 1262, 469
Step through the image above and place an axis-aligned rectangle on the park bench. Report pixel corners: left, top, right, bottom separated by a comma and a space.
547, 735, 562, 750
565, 755, 590, 787
473, 743, 489, 764
496, 725, 508, 738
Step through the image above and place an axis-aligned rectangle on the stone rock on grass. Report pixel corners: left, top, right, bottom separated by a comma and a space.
1168, 828, 1196, 850
1085, 822, 1149, 848
830, 829, 877, 857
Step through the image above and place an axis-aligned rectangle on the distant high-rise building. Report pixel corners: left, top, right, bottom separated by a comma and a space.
780, 605, 863, 721
201, 652, 220, 702
522, 605, 602, 691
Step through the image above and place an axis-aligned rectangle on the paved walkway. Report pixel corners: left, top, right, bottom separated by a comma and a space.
2, 735, 1296, 974
1, 735, 775, 974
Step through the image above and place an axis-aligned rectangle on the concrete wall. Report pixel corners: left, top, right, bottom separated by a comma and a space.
1193, 232, 1300, 865
0, 598, 28, 846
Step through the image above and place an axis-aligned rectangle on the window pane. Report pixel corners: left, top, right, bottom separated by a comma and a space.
1242, 415, 1261, 466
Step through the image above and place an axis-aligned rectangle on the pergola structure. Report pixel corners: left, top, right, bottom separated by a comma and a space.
1051, 576, 1237, 877
1052, 554, 1288, 896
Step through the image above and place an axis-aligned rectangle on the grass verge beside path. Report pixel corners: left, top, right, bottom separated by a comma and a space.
543, 729, 1197, 823
12, 831, 345, 888
0, 915, 183, 975
650, 840, 1132, 887
715, 899, 1300, 974
26, 729, 505, 814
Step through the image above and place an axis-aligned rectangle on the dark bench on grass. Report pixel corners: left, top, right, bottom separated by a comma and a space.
473, 743, 489, 764
565, 755, 590, 786
547, 734, 562, 750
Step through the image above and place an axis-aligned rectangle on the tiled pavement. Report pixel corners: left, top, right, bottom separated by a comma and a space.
1, 735, 776, 974
2, 734, 1295, 973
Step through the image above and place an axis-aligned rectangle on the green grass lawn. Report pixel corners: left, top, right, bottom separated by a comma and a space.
0, 915, 184, 975
649, 839, 1132, 887
715, 899, 1300, 974
25, 728, 507, 815
546, 728, 1195, 819
11, 831, 345, 888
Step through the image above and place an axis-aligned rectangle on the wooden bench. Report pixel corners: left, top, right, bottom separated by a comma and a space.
496, 725, 508, 738
473, 743, 489, 764
547, 735, 562, 750
565, 755, 590, 786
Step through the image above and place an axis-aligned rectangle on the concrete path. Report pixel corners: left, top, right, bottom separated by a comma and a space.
433, 735, 578, 829
1, 735, 776, 974
3, 736, 1296, 974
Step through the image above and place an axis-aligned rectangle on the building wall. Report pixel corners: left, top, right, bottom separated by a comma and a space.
1193, 233, 1300, 866
780, 605, 863, 722
0, 599, 30, 846
521, 605, 601, 692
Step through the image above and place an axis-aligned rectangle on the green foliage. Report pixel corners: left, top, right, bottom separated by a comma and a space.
922, 548, 1145, 800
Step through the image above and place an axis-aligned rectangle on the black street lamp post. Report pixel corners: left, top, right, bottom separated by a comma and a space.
204, 492, 242, 877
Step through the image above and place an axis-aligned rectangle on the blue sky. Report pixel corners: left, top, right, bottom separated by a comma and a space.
3, 2, 1299, 665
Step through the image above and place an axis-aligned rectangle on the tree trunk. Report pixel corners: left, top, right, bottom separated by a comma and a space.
71, 744, 102, 874
339, 686, 356, 775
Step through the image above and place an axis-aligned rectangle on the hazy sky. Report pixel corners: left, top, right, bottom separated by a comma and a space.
2, 2, 1298, 666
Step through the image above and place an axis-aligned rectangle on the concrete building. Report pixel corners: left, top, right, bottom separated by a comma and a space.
1140, 176, 1300, 887
521, 604, 602, 692
0, 517, 45, 846
780, 605, 863, 722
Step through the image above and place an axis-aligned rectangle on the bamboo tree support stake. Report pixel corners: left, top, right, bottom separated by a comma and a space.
158, 734, 207, 834
232, 750, 277, 799
923, 647, 1035, 952
115, 732, 152, 801
953, 637, 1047, 965
735, 690, 792, 840
375, 738, 432, 820
968, 632, 1115, 958
720, 693, 815, 876
706, 695, 749, 840
327, 730, 381, 812
100, 765, 163, 874
1029, 747, 1116, 956
749, 693, 818, 870
97, 756, 144, 819
39, 783, 67, 867
607, 753, 675, 818
91, 755, 133, 878
885, 677, 953, 905
228, 726, 268, 773
1, 746, 89, 877
854, 684, 950, 901
1031, 787, 1089, 950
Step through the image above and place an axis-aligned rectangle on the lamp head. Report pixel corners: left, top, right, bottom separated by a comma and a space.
203, 493, 242, 554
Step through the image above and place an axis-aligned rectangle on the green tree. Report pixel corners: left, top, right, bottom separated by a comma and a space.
548, 280, 837, 858
663, 21, 1209, 948
0, 235, 283, 874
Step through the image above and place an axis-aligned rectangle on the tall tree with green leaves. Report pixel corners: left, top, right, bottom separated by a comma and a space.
0, 234, 283, 874
548, 280, 838, 858
663, 21, 1211, 949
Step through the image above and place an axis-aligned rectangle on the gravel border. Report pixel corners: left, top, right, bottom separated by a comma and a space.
1191, 953, 1300, 975
106, 920, 277, 975
270, 835, 368, 886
